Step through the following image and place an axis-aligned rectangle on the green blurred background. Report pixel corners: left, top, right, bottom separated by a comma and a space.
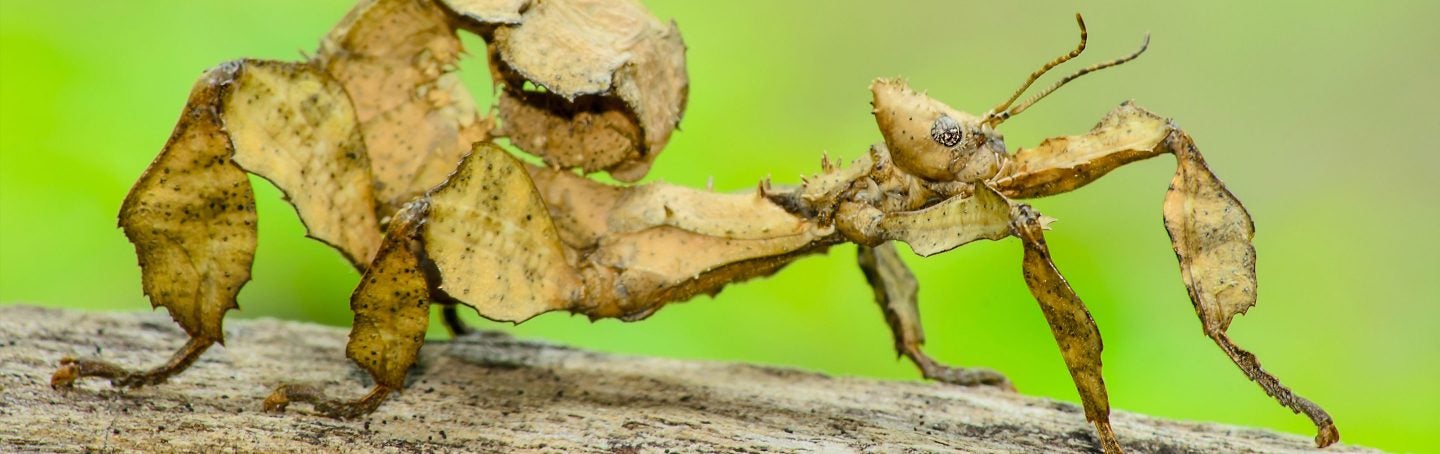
2, 1, 1436, 451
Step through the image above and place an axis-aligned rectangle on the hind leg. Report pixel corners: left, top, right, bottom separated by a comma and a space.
857, 243, 1011, 389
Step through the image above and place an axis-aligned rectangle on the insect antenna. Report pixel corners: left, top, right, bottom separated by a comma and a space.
1001, 34, 1150, 123
983, 16, 1151, 128
985, 13, 1089, 119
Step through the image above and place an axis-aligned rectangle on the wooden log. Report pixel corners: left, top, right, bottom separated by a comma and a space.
0, 305, 1372, 453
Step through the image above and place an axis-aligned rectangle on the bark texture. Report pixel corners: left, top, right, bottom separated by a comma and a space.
0, 305, 1372, 453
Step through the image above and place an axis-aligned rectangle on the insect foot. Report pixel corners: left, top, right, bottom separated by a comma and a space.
263, 383, 394, 420
857, 243, 1015, 391
51, 336, 212, 390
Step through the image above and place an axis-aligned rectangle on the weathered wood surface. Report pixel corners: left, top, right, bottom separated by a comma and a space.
0, 305, 1372, 453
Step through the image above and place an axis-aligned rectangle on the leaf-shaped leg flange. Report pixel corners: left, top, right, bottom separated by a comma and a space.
857, 243, 1011, 389
1162, 132, 1337, 447
54, 59, 382, 390
265, 202, 432, 418
991, 102, 1336, 447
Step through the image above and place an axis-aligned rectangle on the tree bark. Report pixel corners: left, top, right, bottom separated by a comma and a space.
0, 305, 1370, 453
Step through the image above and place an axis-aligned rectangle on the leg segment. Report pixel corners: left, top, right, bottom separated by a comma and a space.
52, 337, 213, 389
990, 102, 1336, 448
1012, 205, 1119, 453
265, 204, 432, 419
264, 383, 394, 420
440, 303, 473, 337
857, 243, 1011, 389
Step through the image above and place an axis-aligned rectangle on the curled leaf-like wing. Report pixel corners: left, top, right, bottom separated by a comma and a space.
489, 0, 688, 181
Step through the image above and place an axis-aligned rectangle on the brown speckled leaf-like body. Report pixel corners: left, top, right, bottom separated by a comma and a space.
85, 2, 1340, 450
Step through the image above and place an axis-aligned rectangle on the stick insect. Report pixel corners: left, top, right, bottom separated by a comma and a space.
50, 1, 1336, 452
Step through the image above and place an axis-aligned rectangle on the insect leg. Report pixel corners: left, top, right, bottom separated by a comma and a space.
265, 204, 431, 419
52, 337, 214, 390
439, 301, 473, 337
1161, 131, 1337, 447
1011, 204, 1121, 454
857, 243, 1011, 388
264, 383, 394, 420
991, 102, 1335, 447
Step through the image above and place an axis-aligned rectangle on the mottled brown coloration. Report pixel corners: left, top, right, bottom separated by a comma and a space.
74, 3, 1337, 452
347, 204, 432, 389
842, 183, 1013, 256
1014, 204, 1118, 453
1162, 132, 1338, 447
610, 184, 811, 239
496, 89, 644, 177
526, 165, 624, 249
225, 61, 382, 266
424, 142, 579, 323
488, 0, 687, 181
117, 63, 258, 344
871, 78, 1005, 183
438, 0, 529, 25
992, 101, 1170, 199
59, 59, 386, 390
984, 101, 1338, 450
316, 0, 491, 215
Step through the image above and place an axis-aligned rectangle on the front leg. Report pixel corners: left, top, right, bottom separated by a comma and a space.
857, 243, 1011, 389
1011, 205, 1119, 453
989, 102, 1337, 448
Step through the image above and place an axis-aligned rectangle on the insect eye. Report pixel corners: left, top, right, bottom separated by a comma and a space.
930, 114, 964, 148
